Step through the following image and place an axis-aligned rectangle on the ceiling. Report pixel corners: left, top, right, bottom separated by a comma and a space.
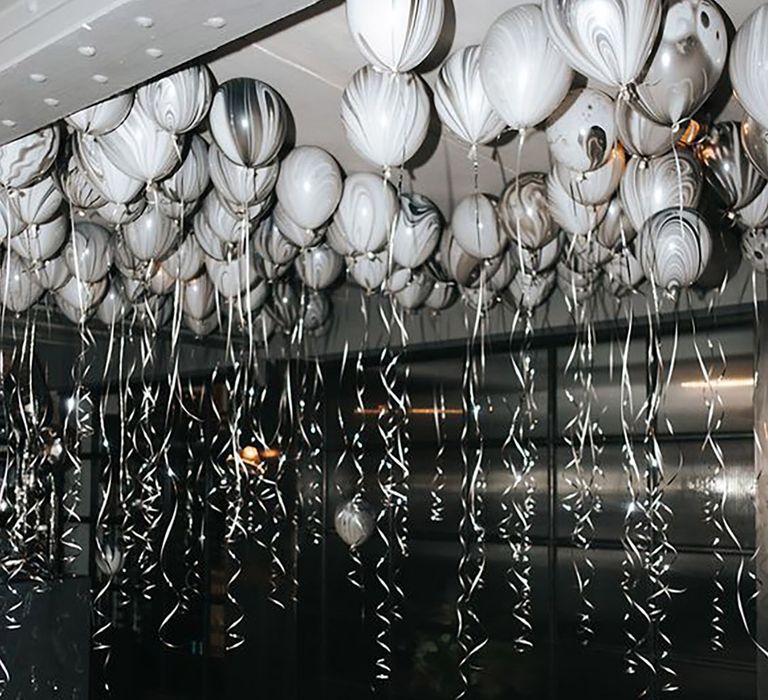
207, 0, 761, 217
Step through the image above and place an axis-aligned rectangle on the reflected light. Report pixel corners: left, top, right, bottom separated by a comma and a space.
355, 404, 463, 417
680, 377, 754, 389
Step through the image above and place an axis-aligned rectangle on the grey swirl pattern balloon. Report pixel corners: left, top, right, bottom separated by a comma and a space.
162, 134, 210, 204
182, 273, 216, 320
74, 133, 144, 205
346, 251, 389, 292
124, 205, 179, 261
547, 166, 609, 235
508, 270, 556, 310
273, 202, 322, 248
741, 227, 768, 273
341, 66, 430, 170
498, 173, 556, 250
304, 291, 331, 332
206, 252, 258, 299
334, 497, 375, 547
161, 235, 204, 282
12, 176, 63, 225
295, 244, 344, 290
424, 279, 457, 311
0, 191, 24, 238
694, 121, 765, 210
345, 0, 444, 73
253, 216, 299, 266
33, 255, 70, 291
0, 125, 60, 189
730, 5, 768, 128
604, 246, 645, 295
597, 197, 635, 249
634, 0, 727, 126
57, 155, 107, 210
510, 233, 563, 273
209, 78, 287, 169
546, 88, 617, 173
209, 141, 279, 206
0, 253, 42, 313
11, 216, 67, 263
543, 0, 662, 87
435, 45, 505, 149
637, 206, 712, 290
184, 312, 218, 337
138, 65, 214, 134
391, 193, 441, 269
620, 150, 702, 232
96, 278, 132, 326
741, 115, 768, 180
63, 221, 113, 282
97, 199, 146, 226
615, 97, 672, 159
479, 4, 573, 130
335, 173, 397, 255
736, 178, 768, 229
392, 269, 434, 310
552, 145, 625, 206
65, 92, 133, 136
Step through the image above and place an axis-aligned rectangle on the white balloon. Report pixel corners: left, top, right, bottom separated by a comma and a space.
208, 141, 279, 206
0, 192, 25, 239
451, 194, 503, 259
161, 235, 204, 282
56, 275, 107, 314
0, 126, 60, 189
97, 199, 146, 226
730, 5, 768, 129
341, 66, 430, 170
547, 167, 609, 235
0, 253, 43, 312
552, 146, 625, 206
273, 202, 323, 249
11, 216, 68, 263
161, 134, 210, 204
295, 244, 344, 290
391, 193, 441, 269
74, 133, 145, 204
326, 218, 355, 257
34, 255, 70, 291
65, 92, 133, 136
334, 173, 397, 254
347, 251, 389, 292
63, 221, 113, 282
276, 146, 343, 230
123, 205, 179, 261
345, 0, 444, 73
392, 269, 434, 309
479, 5, 573, 130
205, 253, 258, 298
12, 176, 63, 225
197, 191, 245, 245
182, 273, 216, 320
57, 156, 107, 211
138, 65, 214, 134
435, 45, 506, 149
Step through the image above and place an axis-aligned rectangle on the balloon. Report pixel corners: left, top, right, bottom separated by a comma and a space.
638, 206, 712, 290
546, 88, 617, 172
182, 273, 216, 320
334, 496, 375, 547
56, 275, 107, 313
161, 235, 204, 281
276, 146, 343, 230
605, 246, 645, 294
65, 92, 134, 136
253, 216, 299, 267
268, 280, 299, 332
509, 233, 563, 273
148, 264, 176, 296
192, 203, 237, 261
156, 192, 199, 222
97, 101, 180, 183
303, 291, 331, 332
498, 173, 556, 250
10, 216, 67, 263
736, 182, 768, 230
347, 252, 388, 292
341, 66, 430, 170
424, 279, 458, 311
694, 121, 765, 211
435, 45, 506, 149
161, 134, 210, 204
205, 252, 258, 298
552, 145, 625, 206
634, 0, 727, 126
209, 78, 287, 168
463, 284, 499, 313
273, 202, 323, 248
197, 191, 245, 245
741, 228, 768, 273
220, 193, 272, 222
184, 312, 219, 337
96, 278, 132, 325
138, 65, 214, 134
63, 222, 113, 282
547, 167, 608, 235
439, 227, 502, 287
57, 155, 107, 210
741, 115, 768, 181
543, 0, 662, 87
391, 193, 441, 268
224, 280, 270, 321
566, 233, 613, 266
488, 251, 519, 292
389, 268, 433, 310
0, 125, 60, 189
208, 141, 278, 206
33, 255, 70, 291
451, 194, 503, 259
294, 244, 344, 290
334, 173, 397, 254
615, 98, 672, 159
0, 253, 43, 312
0, 192, 25, 239
11, 176, 62, 225
597, 197, 635, 249
74, 133, 145, 204
123, 205, 179, 261
479, 5, 573, 130
508, 270, 556, 310
620, 150, 702, 232
730, 5, 768, 129
326, 218, 355, 257
134, 294, 172, 329
97, 199, 146, 226
345, 0, 444, 73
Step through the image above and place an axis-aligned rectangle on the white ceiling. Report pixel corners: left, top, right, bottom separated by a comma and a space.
208, 0, 761, 217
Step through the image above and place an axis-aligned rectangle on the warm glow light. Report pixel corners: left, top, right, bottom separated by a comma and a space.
354, 405, 463, 417
680, 377, 754, 389
260, 448, 282, 459
677, 119, 701, 146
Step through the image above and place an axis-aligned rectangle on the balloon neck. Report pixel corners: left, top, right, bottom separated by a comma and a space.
467, 144, 478, 163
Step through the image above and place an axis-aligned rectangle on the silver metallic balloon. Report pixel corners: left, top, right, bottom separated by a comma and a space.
638, 206, 712, 290
741, 115, 768, 181
391, 193, 441, 269
695, 121, 765, 211
620, 150, 702, 232
546, 88, 617, 173
498, 173, 556, 250
209, 78, 287, 169
615, 97, 673, 159
33, 254, 70, 291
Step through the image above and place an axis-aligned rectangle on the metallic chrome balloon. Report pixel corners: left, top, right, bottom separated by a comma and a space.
209, 77, 287, 169
345, 0, 444, 73
341, 66, 430, 171
615, 97, 673, 159
436, 45, 506, 149
637, 206, 712, 290
730, 5, 768, 129
451, 193, 503, 259
695, 121, 765, 211
620, 150, 702, 232
543, 0, 662, 87
498, 173, 556, 250
391, 193, 441, 269
741, 227, 768, 273
479, 4, 573, 130
741, 115, 768, 180
546, 88, 617, 173
634, 0, 727, 126
552, 145, 625, 206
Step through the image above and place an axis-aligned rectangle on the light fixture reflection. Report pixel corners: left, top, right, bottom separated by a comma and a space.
354, 404, 463, 417
680, 377, 754, 389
